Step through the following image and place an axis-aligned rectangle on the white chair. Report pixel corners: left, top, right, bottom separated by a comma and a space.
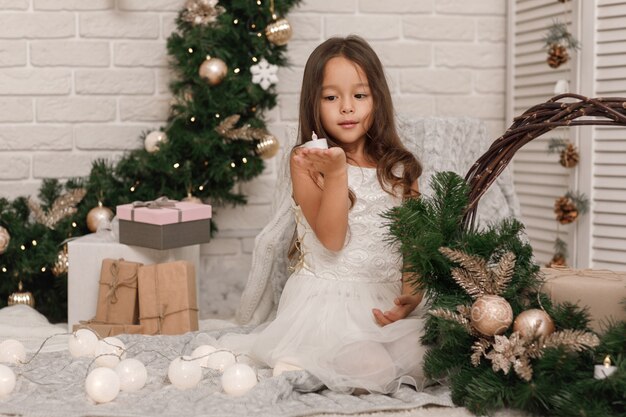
236, 116, 521, 325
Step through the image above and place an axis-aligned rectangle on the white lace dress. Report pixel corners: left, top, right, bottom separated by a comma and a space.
249, 165, 428, 394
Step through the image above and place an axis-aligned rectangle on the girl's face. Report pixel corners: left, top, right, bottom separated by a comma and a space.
319, 56, 373, 151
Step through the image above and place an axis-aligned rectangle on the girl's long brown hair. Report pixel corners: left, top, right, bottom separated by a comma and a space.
297, 35, 422, 199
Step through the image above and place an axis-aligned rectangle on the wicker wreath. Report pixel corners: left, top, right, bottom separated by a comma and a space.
463, 94, 626, 228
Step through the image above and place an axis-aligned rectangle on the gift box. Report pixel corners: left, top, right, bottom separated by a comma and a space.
541, 267, 626, 332
94, 258, 142, 324
73, 321, 145, 338
117, 198, 212, 250
138, 260, 199, 335
67, 230, 200, 331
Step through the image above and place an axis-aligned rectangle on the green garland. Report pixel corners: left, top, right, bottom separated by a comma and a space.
385, 171, 625, 416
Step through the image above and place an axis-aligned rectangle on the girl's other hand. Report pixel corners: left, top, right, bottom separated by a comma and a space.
293, 147, 346, 178
372, 295, 421, 326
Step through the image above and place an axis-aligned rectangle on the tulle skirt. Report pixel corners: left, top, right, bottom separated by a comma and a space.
242, 271, 428, 394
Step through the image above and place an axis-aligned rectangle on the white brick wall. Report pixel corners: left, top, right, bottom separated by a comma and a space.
0, 0, 506, 319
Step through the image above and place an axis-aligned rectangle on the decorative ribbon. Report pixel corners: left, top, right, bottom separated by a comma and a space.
102, 259, 138, 305
130, 196, 182, 222
138, 265, 199, 335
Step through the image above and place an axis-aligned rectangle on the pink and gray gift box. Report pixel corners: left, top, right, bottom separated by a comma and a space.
117, 198, 212, 250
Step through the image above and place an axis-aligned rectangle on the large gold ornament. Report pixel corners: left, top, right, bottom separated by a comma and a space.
513, 309, 555, 339
256, 134, 280, 159
181, 0, 225, 26
265, 17, 292, 46
470, 295, 513, 336
86, 202, 113, 233
52, 244, 69, 277
199, 57, 228, 86
28, 188, 87, 229
0, 226, 9, 254
8, 281, 35, 308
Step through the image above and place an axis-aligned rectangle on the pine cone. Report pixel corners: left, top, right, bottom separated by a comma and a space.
546, 253, 567, 268
547, 44, 569, 69
554, 196, 578, 224
559, 143, 579, 168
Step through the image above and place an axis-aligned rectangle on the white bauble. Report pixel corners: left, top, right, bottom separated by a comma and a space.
221, 363, 257, 396
115, 358, 147, 392
191, 345, 217, 368
85, 367, 120, 403
0, 340, 26, 364
68, 329, 99, 358
144, 131, 167, 153
0, 364, 16, 396
94, 337, 126, 368
206, 350, 236, 372
168, 356, 202, 390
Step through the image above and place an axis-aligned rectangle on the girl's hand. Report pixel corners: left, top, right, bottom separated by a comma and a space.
293, 147, 346, 178
372, 294, 421, 326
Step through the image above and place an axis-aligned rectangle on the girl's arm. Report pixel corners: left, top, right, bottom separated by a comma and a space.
290, 147, 350, 251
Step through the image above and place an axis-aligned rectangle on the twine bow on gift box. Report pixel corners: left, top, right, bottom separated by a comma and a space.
130, 197, 183, 222
105, 260, 139, 305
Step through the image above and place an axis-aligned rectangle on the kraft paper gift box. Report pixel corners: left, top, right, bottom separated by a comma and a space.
94, 258, 142, 325
117, 198, 212, 250
138, 260, 199, 335
67, 228, 200, 332
541, 267, 626, 332
72, 321, 145, 338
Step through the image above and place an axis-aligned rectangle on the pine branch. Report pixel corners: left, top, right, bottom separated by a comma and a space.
439, 247, 490, 298
489, 251, 516, 296
28, 188, 87, 229
450, 268, 485, 299
429, 308, 473, 334
542, 329, 600, 352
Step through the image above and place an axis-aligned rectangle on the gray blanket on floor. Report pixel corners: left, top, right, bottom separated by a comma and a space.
0, 327, 454, 417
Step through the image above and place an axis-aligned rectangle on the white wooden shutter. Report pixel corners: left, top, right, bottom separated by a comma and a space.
590, 0, 626, 270
511, 0, 574, 263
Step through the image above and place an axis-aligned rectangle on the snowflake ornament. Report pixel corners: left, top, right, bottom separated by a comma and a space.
250, 58, 278, 90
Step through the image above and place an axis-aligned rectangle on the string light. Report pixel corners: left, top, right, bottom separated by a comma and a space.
252, 57, 258, 63
215, 114, 220, 118
188, 47, 194, 53
1, 267, 6, 273
250, 23, 256, 29
20, 245, 25, 251
198, 185, 204, 191
31, 240, 37, 246
256, 0, 261, 5
72, 222, 77, 228
173, 163, 180, 169
257, 33, 262, 38
130, 180, 140, 193
242, 157, 248, 163
233, 18, 239, 24
41, 267, 46, 272
234, 68, 240, 74
230, 162, 236, 168
190, 116, 196, 122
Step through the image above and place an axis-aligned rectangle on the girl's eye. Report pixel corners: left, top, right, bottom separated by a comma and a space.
323, 96, 337, 101
355, 93, 368, 99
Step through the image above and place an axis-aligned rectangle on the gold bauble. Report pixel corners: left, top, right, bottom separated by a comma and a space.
0, 225, 9, 254
182, 194, 203, 204
52, 244, 69, 277
470, 295, 513, 336
513, 309, 555, 339
199, 57, 228, 86
265, 17, 292, 46
86, 202, 113, 233
8, 281, 35, 308
256, 134, 280, 159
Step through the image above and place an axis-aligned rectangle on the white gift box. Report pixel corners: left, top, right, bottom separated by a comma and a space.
67, 230, 200, 331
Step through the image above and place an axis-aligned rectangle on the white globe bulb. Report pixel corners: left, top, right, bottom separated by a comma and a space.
221, 363, 257, 396
191, 345, 217, 368
0, 364, 16, 396
0, 340, 26, 364
68, 329, 99, 358
144, 131, 167, 153
206, 350, 236, 372
168, 356, 202, 390
115, 358, 147, 392
85, 367, 120, 403
94, 337, 126, 368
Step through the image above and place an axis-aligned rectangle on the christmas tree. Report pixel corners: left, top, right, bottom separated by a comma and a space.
0, 0, 300, 323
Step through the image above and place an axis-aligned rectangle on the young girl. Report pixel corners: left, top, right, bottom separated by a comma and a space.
247, 35, 428, 394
